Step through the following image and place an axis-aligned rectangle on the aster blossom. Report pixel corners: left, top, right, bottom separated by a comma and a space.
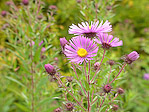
69, 20, 112, 38
95, 33, 123, 49
64, 36, 98, 64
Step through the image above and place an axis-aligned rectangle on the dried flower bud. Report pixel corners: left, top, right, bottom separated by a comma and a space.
22, 0, 29, 5
117, 88, 124, 94
54, 107, 61, 112
60, 37, 68, 49
103, 84, 112, 93
124, 51, 139, 64
66, 76, 73, 82
44, 64, 56, 76
94, 62, 100, 70
108, 60, 115, 66
1, 11, 7, 17
49, 5, 57, 10
143, 73, 149, 80
112, 105, 119, 111
65, 103, 74, 111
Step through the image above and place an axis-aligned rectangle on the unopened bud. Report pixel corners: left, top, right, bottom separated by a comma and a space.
76, 0, 81, 3
78, 90, 83, 96
65, 103, 74, 111
108, 60, 115, 66
124, 51, 139, 64
94, 62, 100, 70
54, 107, 61, 112
44, 64, 56, 76
22, 0, 29, 5
66, 76, 73, 82
143, 73, 149, 80
117, 88, 124, 94
6, 1, 13, 6
112, 105, 119, 111
41, 47, 46, 53
103, 84, 112, 93
49, 5, 57, 10
37, 15, 43, 20
60, 37, 68, 49
1, 11, 7, 17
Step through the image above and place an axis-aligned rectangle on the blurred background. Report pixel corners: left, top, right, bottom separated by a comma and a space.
0, 0, 149, 112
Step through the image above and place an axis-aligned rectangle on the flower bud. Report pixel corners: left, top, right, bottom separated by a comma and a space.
60, 37, 68, 49
76, 0, 81, 3
103, 84, 112, 93
143, 73, 149, 80
65, 103, 74, 111
124, 51, 139, 64
78, 90, 83, 96
1, 11, 7, 17
66, 76, 73, 82
117, 88, 124, 94
54, 107, 61, 112
41, 47, 46, 53
22, 0, 29, 5
108, 60, 115, 66
49, 5, 57, 10
112, 105, 119, 111
37, 15, 43, 20
29, 41, 35, 46
94, 62, 100, 70
44, 64, 56, 76
39, 41, 44, 46
6, 1, 13, 6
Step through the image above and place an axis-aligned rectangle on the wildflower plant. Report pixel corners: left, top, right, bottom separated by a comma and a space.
46, 20, 139, 111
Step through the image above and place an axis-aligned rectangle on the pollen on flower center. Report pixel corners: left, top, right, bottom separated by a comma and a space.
77, 48, 88, 57
89, 26, 91, 29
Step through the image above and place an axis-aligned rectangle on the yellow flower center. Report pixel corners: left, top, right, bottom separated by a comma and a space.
77, 48, 88, 57
89, 26, 91, 29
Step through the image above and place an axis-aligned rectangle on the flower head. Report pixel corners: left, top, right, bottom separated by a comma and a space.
54, 107, 61, 112
1, 11, 7, 17
95, 33, 123, 49
60, 37, 68, 50
64, 36, 98, 64
30, 41, 35, 46
94, 62, 100, 70
112, 105, 119, 111
103, 84, 112, 93
143, 73, 149, 80
44, 64, 56, 76
41, 47, 46, 53
124, 51, 139, 64
22, 0, 29, 5
117, 88, 124, 94
39, 40, 44, 46
65, 103, 74, 111
69, 20, 112, 38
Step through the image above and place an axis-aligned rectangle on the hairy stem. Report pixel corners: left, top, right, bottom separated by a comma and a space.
90, 49, 106, 83
56, 75, 86, 111
107, 66, 112, 83
110, 63, 126, 84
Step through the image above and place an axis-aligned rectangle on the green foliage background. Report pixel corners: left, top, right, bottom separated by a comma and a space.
0, 0, 149, 112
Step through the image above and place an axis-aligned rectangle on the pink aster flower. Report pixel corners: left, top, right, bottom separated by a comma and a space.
64, 36, 98, 64
94, 33, 123, 49
69, 20, 112, 38
143, 73, 149, 80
